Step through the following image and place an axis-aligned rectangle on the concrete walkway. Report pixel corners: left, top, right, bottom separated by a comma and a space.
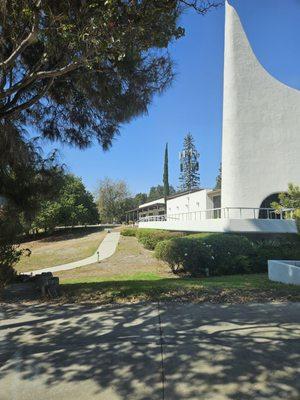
25, 232, 120, 275
0, 302, 299, 400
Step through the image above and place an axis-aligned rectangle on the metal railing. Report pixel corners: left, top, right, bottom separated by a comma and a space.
138, 207, 296, 223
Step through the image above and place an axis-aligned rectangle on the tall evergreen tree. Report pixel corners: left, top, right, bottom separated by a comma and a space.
163, 143, 170, 202
179, 133, 200, 191
214, 163, 222, 190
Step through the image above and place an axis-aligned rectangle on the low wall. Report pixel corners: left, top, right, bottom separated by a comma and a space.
138, 219, 298, 233
268, 260, 300, 285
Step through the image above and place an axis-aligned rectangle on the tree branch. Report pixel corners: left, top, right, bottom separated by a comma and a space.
0, 1, 41, 70
0, 60, 84, 100
179, 0, 223, 14
0, 78, 54, 118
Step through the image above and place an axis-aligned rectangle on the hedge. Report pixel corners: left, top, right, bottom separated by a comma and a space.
121, 227, 138, 237
155, 236, 213, 276
136, 229, 185, 250
155, 233, 300, 277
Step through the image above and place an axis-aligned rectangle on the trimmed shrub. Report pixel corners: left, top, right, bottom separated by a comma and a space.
155, 233, 254, 277
202, 234, 254, 276
136, 229, 184, 250
121, 227, 138, 237
155, 232, 300, 277
251, 238, 300, 273
155, 237, 213, 276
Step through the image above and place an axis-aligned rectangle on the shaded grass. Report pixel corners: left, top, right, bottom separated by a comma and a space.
60, 273, 300, 304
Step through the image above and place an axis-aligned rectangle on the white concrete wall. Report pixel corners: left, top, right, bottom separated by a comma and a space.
167, 190, 212, 216
268, 260, 300, 285
222, 1, 300, 212
139, 219, 298, 234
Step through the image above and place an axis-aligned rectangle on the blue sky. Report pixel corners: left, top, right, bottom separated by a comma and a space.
43, 0, 300, 196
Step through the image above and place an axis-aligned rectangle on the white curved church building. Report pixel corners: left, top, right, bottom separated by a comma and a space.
139, 0, 299, 233
222, 1, 300, 214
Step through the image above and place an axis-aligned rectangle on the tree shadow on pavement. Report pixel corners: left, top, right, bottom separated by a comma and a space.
0, 302, 299, 400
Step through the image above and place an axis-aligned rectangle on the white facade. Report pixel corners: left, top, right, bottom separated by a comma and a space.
222, 1, 300, 212
139, 219, 298, 234
167, 190, 213, 216
138, 1, 299, 233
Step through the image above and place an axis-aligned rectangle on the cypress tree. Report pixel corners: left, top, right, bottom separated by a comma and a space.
214, 163, 222, 190
179, 133, 200, 191
163, 143, 170, 203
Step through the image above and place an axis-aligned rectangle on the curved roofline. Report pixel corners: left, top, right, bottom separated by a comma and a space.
227, 0, 300, 93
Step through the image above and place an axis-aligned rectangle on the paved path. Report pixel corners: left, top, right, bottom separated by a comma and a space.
0, 302, 299, 400
25, 232, 120, 275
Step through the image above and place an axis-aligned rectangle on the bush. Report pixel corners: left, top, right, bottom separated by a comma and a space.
0, 244, 19, 289
202, 234, 254, 276
155, 232, 300, 277
155, 233, 254, 277
155, 237, 213, 276
121, 227, 138, 237
136, 229, 184, 250
252, 238, 300, 273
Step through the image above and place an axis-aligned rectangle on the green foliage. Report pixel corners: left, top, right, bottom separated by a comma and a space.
0, 0, 186, 154
0, 206, 30, 288
0, 141, 64, 284
272, 183, 300, 231
97, 178, 130, 223
121, 227, 138, 237
32, 174, 99, 231
148, 185, 176, 201
0, 244, 19, 288
163, 143, 169, 200
134, 193, 148, 207
214, 162, 222, 190
155, 236, 212, 276
179, 132, 200, 191
202, 234, 254, 276
154, 232, 300, 277
136, 228, 183, 250
251, 238, 300, 273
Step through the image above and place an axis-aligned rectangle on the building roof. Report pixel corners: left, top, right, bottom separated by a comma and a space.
138, 197, 165, 209
207, 189, 221, 197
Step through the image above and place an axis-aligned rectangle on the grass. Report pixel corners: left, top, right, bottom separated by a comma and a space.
13, 233, 299, 305
60, 273, 300, 304
15, 230, 106, 273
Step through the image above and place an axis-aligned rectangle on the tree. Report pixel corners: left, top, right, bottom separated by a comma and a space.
0, 142, 64, 284
32, 174, 99, 231
97, 178, 130, 223
271, 183, 300, 231
163, 143, 170, 202
134, 193, 148, 207
148, 184, 176, 202
0, 0, 221, 163
179, 132, 200, 191
214, 162, 222, 190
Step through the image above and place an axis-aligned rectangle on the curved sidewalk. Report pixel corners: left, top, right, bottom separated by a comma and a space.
25, 232, 120, 276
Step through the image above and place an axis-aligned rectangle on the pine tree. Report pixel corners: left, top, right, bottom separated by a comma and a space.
163, 143, 170, 202
214, 163, 222, 190
179, 133, 200, 191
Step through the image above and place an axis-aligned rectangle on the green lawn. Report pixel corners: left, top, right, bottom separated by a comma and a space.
60, 273, 300, 304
